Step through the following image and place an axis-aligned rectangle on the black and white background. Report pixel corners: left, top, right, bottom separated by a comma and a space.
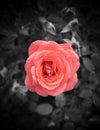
0, 0, 100, 130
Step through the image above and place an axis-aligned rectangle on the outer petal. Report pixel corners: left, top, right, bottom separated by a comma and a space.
44, 83, 67, 96
28, 40, 45, 56
25, 53, 35, 74
25, 75, 35, 92
60, 44, 80, 78
67, 50, 80, 77
37, 41, 62, 51
64, 73, 78, 91
35, 84, 48, 97
25, 74, 48, 97
28, 40, 62, 56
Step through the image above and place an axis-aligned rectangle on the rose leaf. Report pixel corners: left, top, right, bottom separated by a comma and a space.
60, 25, 71, 33
0, 67, 7, 78
81, 45, 92, 56
0, 27, 18, 37
46, 21, 56, 36
62, 7, 76, 16
51, 108, 64, 123
55, 93, 66, 107
70, 109, 82, 123
28, 101, 37, 113
62, 39, 72, 43
93, 94, 100, 110
89, 115, 100, 124
35, 103, 53, 115
79, 89, 92, 99
11, 80, 28, 96
62, 121, 75, 130
39, 17, 56, 36
61, 18, 78, 33
82, 57, 95, 72
19, 26, 30, 36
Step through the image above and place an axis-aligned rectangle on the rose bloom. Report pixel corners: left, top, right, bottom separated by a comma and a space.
25, 40, 80, 96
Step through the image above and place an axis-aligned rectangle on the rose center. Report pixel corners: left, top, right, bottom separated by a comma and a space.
42, 61, 58, 77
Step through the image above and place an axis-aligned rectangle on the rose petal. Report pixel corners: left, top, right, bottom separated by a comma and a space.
26, 68, 48, 97
25, 53, 35, 74
37, 41, 62, 51
28, 40, 62, 56
35, 85, 48, 97
28, 40, 45, 56
65, 73, 78, 91
25, 75, 35, 92
31, 66, 48, 97
44, 83, 67, 96
67, 50, 80, 77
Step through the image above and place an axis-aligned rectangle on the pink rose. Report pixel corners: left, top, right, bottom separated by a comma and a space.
25, 40, 80, 96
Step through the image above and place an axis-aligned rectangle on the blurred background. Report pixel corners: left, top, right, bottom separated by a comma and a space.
0, 0, 100, 130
